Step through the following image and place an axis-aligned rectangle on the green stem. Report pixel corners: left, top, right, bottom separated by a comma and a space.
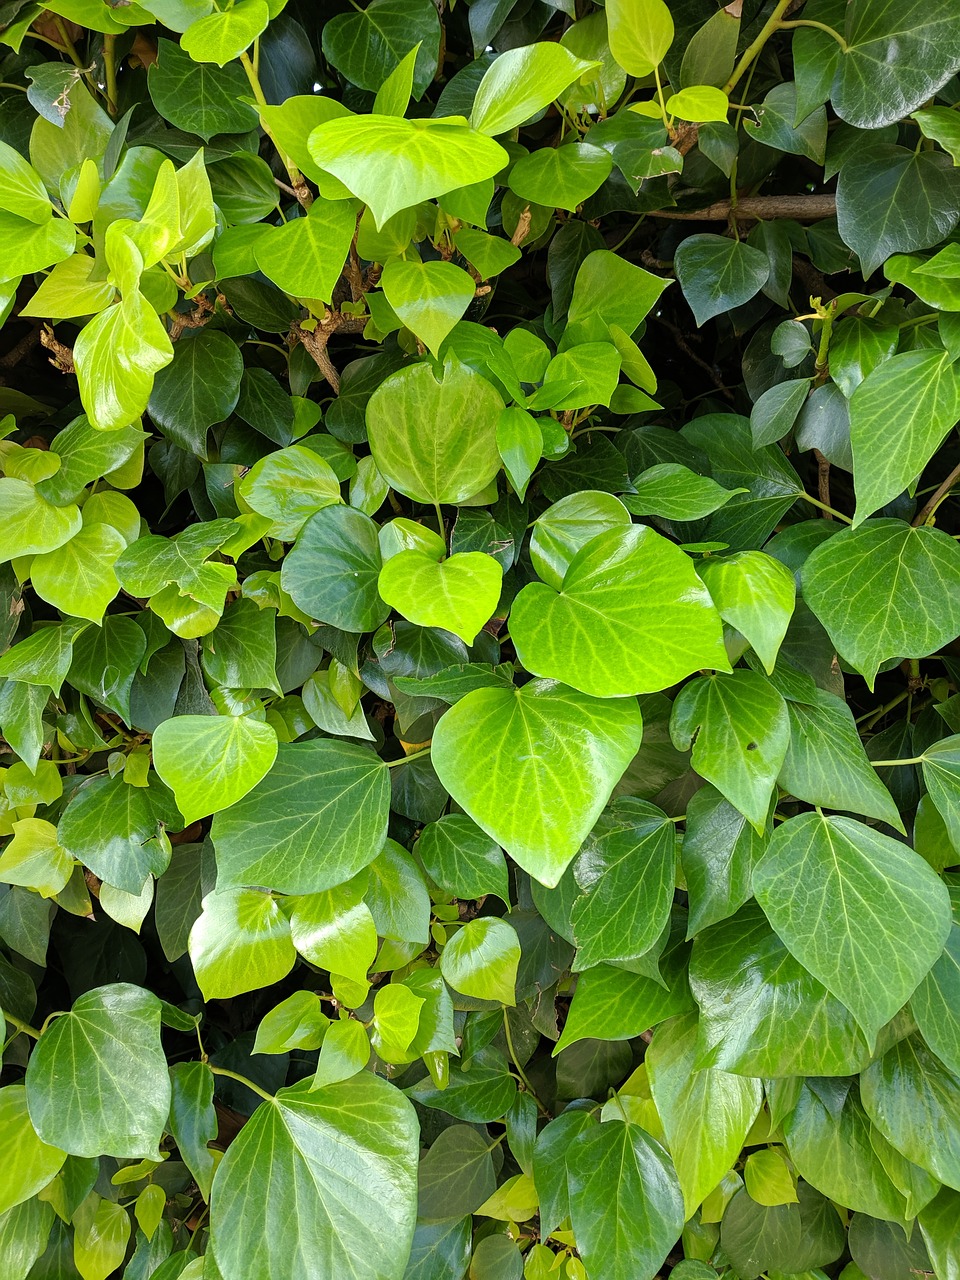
869, 756, 925, 767
723, 0, 794, 95
239, 51, 312, 205
52, 17, 85, 70
857, 688, 910, 727
103, 33, 118, 117
653, 65, 670, 131
503, 1010, 550, 1118
385, 747, 432, 769
2, 1009, 41, 1039
777, 19, 849, 52
208, 1065, 274, 1103
815, 303, 836, 373
0, 83, 27, 92
799, 492, 853, 523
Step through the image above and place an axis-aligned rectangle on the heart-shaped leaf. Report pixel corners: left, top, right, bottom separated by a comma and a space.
152, 714, 279, 827
378, 549, 503, 644
432, 678, 643, 886
511, 525, 728, 698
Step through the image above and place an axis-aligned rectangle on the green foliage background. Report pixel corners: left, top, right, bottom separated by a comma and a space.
1, 0, 960, 1277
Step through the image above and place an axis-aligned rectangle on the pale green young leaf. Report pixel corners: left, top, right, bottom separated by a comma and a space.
30, 523, 125, 624
253, 992, 329, 1055
381, 259, 476, 356
288, 879, 379, 984
378, 549, 503, 645
0, 479, 81, 565
0, 1086, 66, 1215
189, 889, 296, 1000
152, 714, 279, 826
311, 1018, 371, 1090
432, 679, 643, 887
74, 293, 173, 433
623, 464, 745, 521
255, 198, 357, 304
440, 917, 520, 1005
471, 43, 598, 136
180, 0, 269, 65
0, 818, 73, 898
606, 0, 674, 77
697, 551, 796, 675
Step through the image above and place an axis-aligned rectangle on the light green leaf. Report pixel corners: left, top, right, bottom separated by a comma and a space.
0, 139, 52, 222
74, 292, 173, 433
803, 520, 960, 687
432, 679, 643, 887
366, 356, 503, 505
255, 198, 357, 304
470, 43, 598, 136
623, 464, 745, 521
0, 479, 81, 564
689, 902, 874, 1077
848, 351, 960, 522
530, 490, 631, 589
254, 992, 330, 1055
496, 406, 541, 501
914, 106, 960, 163
20, 254, 115, 321
0, 818, 73, 898
288, 879, 379, 984
511, 525, 728, 698
647, 1013, 762, 1217
0, 212, 75, 278
302, 668, 374, 740
25, 984, 170, 1160
753, 811, 952, 1044
372, 43, 420, 116
606, 0, 674, 77
571, 799, 675, 969
74, 1196, 131, 1280
743, 1148, 798, 1207
189, 888, 296, 1000
674, 234, 769, 327
567, 1113, 684, 1280
778, 687, 903, 829
180, 0, 269, 65
378, 549, 503, 644
697, 551, 796, 675
211, 1075, 418, 1280
308, 114, 507, 229
508, 143, 612, 213
0, 1086, 66, 1215
30, 523, 125, 624
666, 86, 729, 123
281, 505, 390, 633
381, 259, 475, 356
211, 739, 391, 894
152, 714, 278, 827
311, 1018, 371, 1090
554, 953, 694, 1053
370, 983, 424, 1062
670, 671, 788, 830
440, 917, 520, 1005
681, 784, 767, 936
910, 908, 960, 1076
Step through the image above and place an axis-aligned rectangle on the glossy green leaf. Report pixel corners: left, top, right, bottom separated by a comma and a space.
416, 815, 509, 902
288, 880, 378, 984
58, 772, 180, 895
471, 43, 597, 136
555, 949, 694, 1053
255, 198, 357, 304
180, 0, 269, 65
147, 331, 242, 452
378, 549, 502, 645
210, 1075, 419, 1280
674, 235, 769, 327
211, 739, 391, 894
321, 0, 440, 99
281, 505, 390, 633
606, 0, 674, 77
753, 812, 952, 1044
432, 679, 643, 887
910, 909, 960, 1076
623, 464, 745, 521
0, 1086, 66, 1215
381, 259, 475, 357
440, 917, 520, 1005
697, 551, 796, 675
189, 888, 296, 999
567, 1113, 684, 1280
152, 714, 278, 827
366, 356, 503, 505
804, 520, 960, 687
25, 984, 170, 1160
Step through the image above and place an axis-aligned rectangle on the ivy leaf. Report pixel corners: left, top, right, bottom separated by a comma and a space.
321, 0, 440, 99
147, 331, 243, 454
753, 811, 952, 1044
255, 198, 357, 304
0, 819, 72, 899
29, 522, 125, 624
288, 880, 379, 984
417, 1126, 496, 1219
210, 1075, 419, 1280
148, 38, 259, 139
25, 984, 170, 1160
508, 143, 613, 213
416, 814, 510, 902
778, 687, 903, 829
567, 1114, 684, 1280
471, 43, 598, 137
606, 0, 674, 78
439, 917, 520, 1005
511, 525, 728, 698
689, 902, 874, 1077
378, 550, 503, 645
681, 784, 768, 936
674, 235, 770, 327
308, 115, 507, 229
432, 679, 643, 887
622, 464, 746, 522
366, 356, 503, 505
281, 505, 390, 633
836, 145, 960, 277
670, 671, 788, 830
697, 551, 796, 675
0, 1086, 66, 1215
802, 520, 960, 687
381, 259, 475, 356
58, 772, 180, 895
0, 479, 81, 564
74, 292, 173, 433
910, 907, 960, 1076
189, 888, 296, 1000
848, 351, 960, 521
211, 739, 391, 894
720, 1183, 844, 1280
180, 0, 269, 65
743, 83, 827, 163
530, 491, 631, 589
152, 714, 279, 827
570, 799, 676, 969
829, 0, 960, 130
861, 1033, 960, 1190
646, 1013, 762, 1218
553, 955, 694, 1053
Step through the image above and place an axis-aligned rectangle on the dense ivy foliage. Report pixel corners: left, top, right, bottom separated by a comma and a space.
2, 0, 960, 1277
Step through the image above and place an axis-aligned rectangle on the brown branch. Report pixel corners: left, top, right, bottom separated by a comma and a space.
291, 311, 367, 393
0, 323, 40, 371
169, 293, 217, 341
649, 194, 836, 222
913, 459, 960, 527
815, 449, 832, 518
39, 326, 74, 374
